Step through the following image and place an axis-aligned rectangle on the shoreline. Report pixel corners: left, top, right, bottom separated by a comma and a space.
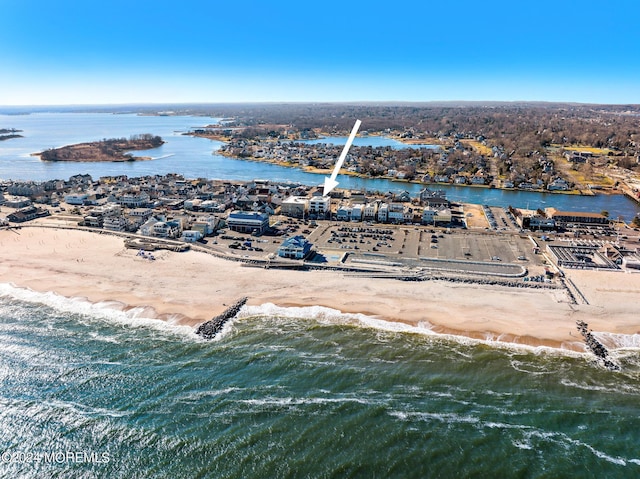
1, 227, 639, 353
212, 146, 616, 198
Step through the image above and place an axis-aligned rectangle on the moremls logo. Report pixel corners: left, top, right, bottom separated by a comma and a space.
45, 451, 111, 464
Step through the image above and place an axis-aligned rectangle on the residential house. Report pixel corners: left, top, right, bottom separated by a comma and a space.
547, 178, 570, 191
363, 202, 378, 221
182, 230, 203, 243
7, 206, 50, 223
377, 203, 389, 223
388, 204, 405, 224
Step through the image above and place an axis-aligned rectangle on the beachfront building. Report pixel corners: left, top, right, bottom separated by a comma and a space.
138, 216, 181, 238
7, 206, 50, 223
191, 216, 219, 236
277, 235, 313, 259
226, 210, 270, 235
103, 216, 128, 232
308, 196, 331, 219
152, 221, 181, 239
281, 196, 309, 218
181, 230, 203, 243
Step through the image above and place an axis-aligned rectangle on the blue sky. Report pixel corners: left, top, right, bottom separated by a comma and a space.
1, 0, 639, 105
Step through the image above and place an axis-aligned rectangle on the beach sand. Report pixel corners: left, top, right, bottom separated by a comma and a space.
1, 227, 638, 350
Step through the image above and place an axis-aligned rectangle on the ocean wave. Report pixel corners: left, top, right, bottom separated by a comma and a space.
240, 302, 589, 358
237, 395, 372, 408
392, 410, 638, 467
0, 283, 195, 339
593, 331, 640, 350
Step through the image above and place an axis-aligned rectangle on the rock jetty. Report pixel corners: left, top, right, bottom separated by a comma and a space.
576, 320, 620, 371
195, 297, 248, 339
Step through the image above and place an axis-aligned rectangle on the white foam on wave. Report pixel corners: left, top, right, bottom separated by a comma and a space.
0, 282, 195, 339
391, 409, 638, 466
240, 302, 587, 358
237, 395, 371, 408
592, 331, 640, 350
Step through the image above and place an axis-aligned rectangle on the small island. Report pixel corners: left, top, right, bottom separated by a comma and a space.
0, 128, 23, 141
37, 134, 164, 162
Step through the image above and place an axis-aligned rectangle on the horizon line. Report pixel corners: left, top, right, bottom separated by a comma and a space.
2, 100, 640, 110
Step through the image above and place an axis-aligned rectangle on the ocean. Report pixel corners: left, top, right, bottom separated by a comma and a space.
1, 285, 639, 478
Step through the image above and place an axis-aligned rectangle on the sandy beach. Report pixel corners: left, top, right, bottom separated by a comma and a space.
1, 226, 638, 351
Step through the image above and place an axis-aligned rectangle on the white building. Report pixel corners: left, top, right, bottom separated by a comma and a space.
308, 196, 331, 219
65, 193, 89, 205
422, 207, 452, 225
184, 199, 203, 210
363, 202, 378, 221
117, 193, 150, 208
377, 203, 389, 223
4, 195, 32, 208
281, 196, 309, 218
434, 208, 452, 224
182, 230, 204, 242
192, 216, 219, 236
152, 221, 181, 239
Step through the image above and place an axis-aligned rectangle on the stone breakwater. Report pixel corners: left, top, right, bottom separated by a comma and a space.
576, 320, 620, 371
196, 297, 248, 339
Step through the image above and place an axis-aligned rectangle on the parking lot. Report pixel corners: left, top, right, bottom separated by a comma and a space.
206, 216, 549, 276
304, 221, 546, 274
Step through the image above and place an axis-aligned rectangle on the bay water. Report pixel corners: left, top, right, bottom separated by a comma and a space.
1, 113, 638, 220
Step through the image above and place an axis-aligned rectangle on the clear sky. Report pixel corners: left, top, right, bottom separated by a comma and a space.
1, 0, 639, 105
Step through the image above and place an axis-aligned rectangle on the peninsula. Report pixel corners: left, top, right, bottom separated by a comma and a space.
36, 134, 164, 162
